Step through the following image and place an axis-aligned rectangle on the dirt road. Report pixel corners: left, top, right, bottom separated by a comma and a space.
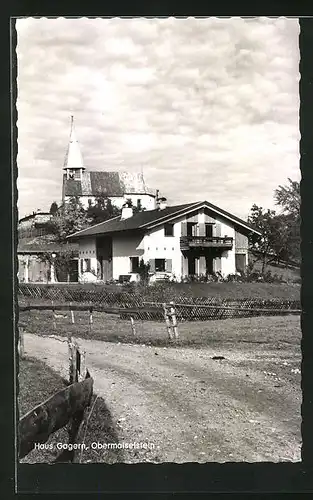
23, 332, 301, 463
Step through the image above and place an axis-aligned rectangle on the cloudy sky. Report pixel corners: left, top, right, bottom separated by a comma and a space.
16, 17, 300, 220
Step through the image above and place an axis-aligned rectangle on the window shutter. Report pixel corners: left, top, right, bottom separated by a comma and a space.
165, 258, 172, 272
215, 223, 221, 237
198, 223, 205, 237
215, 256, 221, 272
149, 259, 155, 273
181, 222, 187, 236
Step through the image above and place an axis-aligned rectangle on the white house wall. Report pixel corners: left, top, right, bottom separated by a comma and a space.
143, 221, 182, 278
219, 221, 236, 277
145, 209, 238, 278
112, 234, 144, 279
78, 237, 98, 276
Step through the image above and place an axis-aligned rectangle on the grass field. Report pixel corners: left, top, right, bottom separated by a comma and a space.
19, 308, 301, 348
19, 357, 123, 463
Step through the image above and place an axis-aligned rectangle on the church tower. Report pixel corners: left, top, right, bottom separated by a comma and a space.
63, 115, 85, 181
62, 115, 86, 204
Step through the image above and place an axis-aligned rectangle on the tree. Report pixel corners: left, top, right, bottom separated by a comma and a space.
124, 198, 146, 214
275, 178, 300, 219
49, 201, 59, 215
138, 258, 150, 284
247, 205, 289, 273
274, 178, 300, 264
86, 195, 121, 225
47, 197, 90, 243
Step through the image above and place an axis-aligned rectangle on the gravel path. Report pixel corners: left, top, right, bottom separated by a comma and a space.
23, 333, 301, 463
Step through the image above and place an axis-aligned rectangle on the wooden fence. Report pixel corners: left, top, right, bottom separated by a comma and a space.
19, 331, 93, 462
18, 282, 301, 314
19, 297, 301, 322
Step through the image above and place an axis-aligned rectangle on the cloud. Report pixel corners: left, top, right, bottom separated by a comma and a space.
16, 17, 300, 219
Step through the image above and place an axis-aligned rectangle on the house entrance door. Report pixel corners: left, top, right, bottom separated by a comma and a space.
188, 255, 196, 275
205, 255, 214, 274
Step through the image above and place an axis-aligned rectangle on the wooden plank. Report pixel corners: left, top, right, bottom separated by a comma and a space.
18, 303, 160, 315
130, 316, 136, 336
19, 377, 93, 459
169, 301, 179, 340
163, 303, 173, 340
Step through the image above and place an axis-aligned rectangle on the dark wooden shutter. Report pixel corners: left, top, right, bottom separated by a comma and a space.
215, 223, 221, 237
165, 258, 172, 272
215, 256, 221, 272
198, 223, 205, 237
181, 222, 187, 236
199, 256, 206, 274
149, 259, 155, 273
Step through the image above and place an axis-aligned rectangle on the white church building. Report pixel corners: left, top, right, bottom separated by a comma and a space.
62, 116, 157, 211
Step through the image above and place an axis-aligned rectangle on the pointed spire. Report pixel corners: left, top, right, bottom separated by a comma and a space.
63, 115, 85, 171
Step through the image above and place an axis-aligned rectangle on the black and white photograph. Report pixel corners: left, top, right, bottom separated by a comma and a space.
16, 17, 301, 466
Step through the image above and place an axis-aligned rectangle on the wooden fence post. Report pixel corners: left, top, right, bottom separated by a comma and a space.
89, 305, 93, 333
70, 303, 75, 325
130, 316, 136, 336
19, 327, 25, 358
163, 303, 173, 340
78, 349, 86, 382
52, 300, 56, 331
68, 335, 76, 385
169, 301, 179, 340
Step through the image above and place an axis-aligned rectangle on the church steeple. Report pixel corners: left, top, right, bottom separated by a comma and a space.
63, 115, 85, 180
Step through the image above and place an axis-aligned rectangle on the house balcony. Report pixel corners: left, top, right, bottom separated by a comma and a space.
180, 236, 233, 251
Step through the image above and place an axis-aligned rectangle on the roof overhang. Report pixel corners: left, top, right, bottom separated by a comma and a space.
144, 201, 262, 236
67, 201, 262, 240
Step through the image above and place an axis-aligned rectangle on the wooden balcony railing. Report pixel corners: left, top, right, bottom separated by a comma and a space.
180, 236, 233, 250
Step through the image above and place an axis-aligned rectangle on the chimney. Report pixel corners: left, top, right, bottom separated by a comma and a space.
159, 197, 167, 210
121, 200, 133, 220
155, 189, 160, 209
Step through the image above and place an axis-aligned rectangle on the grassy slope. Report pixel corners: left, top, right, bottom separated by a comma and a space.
18, 357, 122, 463
20, 310, 301, 348
249, 256, 300, 284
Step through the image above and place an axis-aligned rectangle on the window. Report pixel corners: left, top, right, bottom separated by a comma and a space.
130, 256, 140, 273
187, 222, 196, 237
137, 199, 142, 210
205, 224, 213, 237
164, 223, 174, 237
74, 170, 81, 180
84, 258, 91, 272
155, 259, 166, 272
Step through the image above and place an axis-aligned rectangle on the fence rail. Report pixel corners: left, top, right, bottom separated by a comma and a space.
19, 298, 301, 322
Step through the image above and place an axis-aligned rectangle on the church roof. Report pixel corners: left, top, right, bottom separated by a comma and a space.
63, 171, 155, 197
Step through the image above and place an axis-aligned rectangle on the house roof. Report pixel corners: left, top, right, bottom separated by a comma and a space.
63, 171, 155, 197
17, 235, 78, 254
67, 200, 262, 240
